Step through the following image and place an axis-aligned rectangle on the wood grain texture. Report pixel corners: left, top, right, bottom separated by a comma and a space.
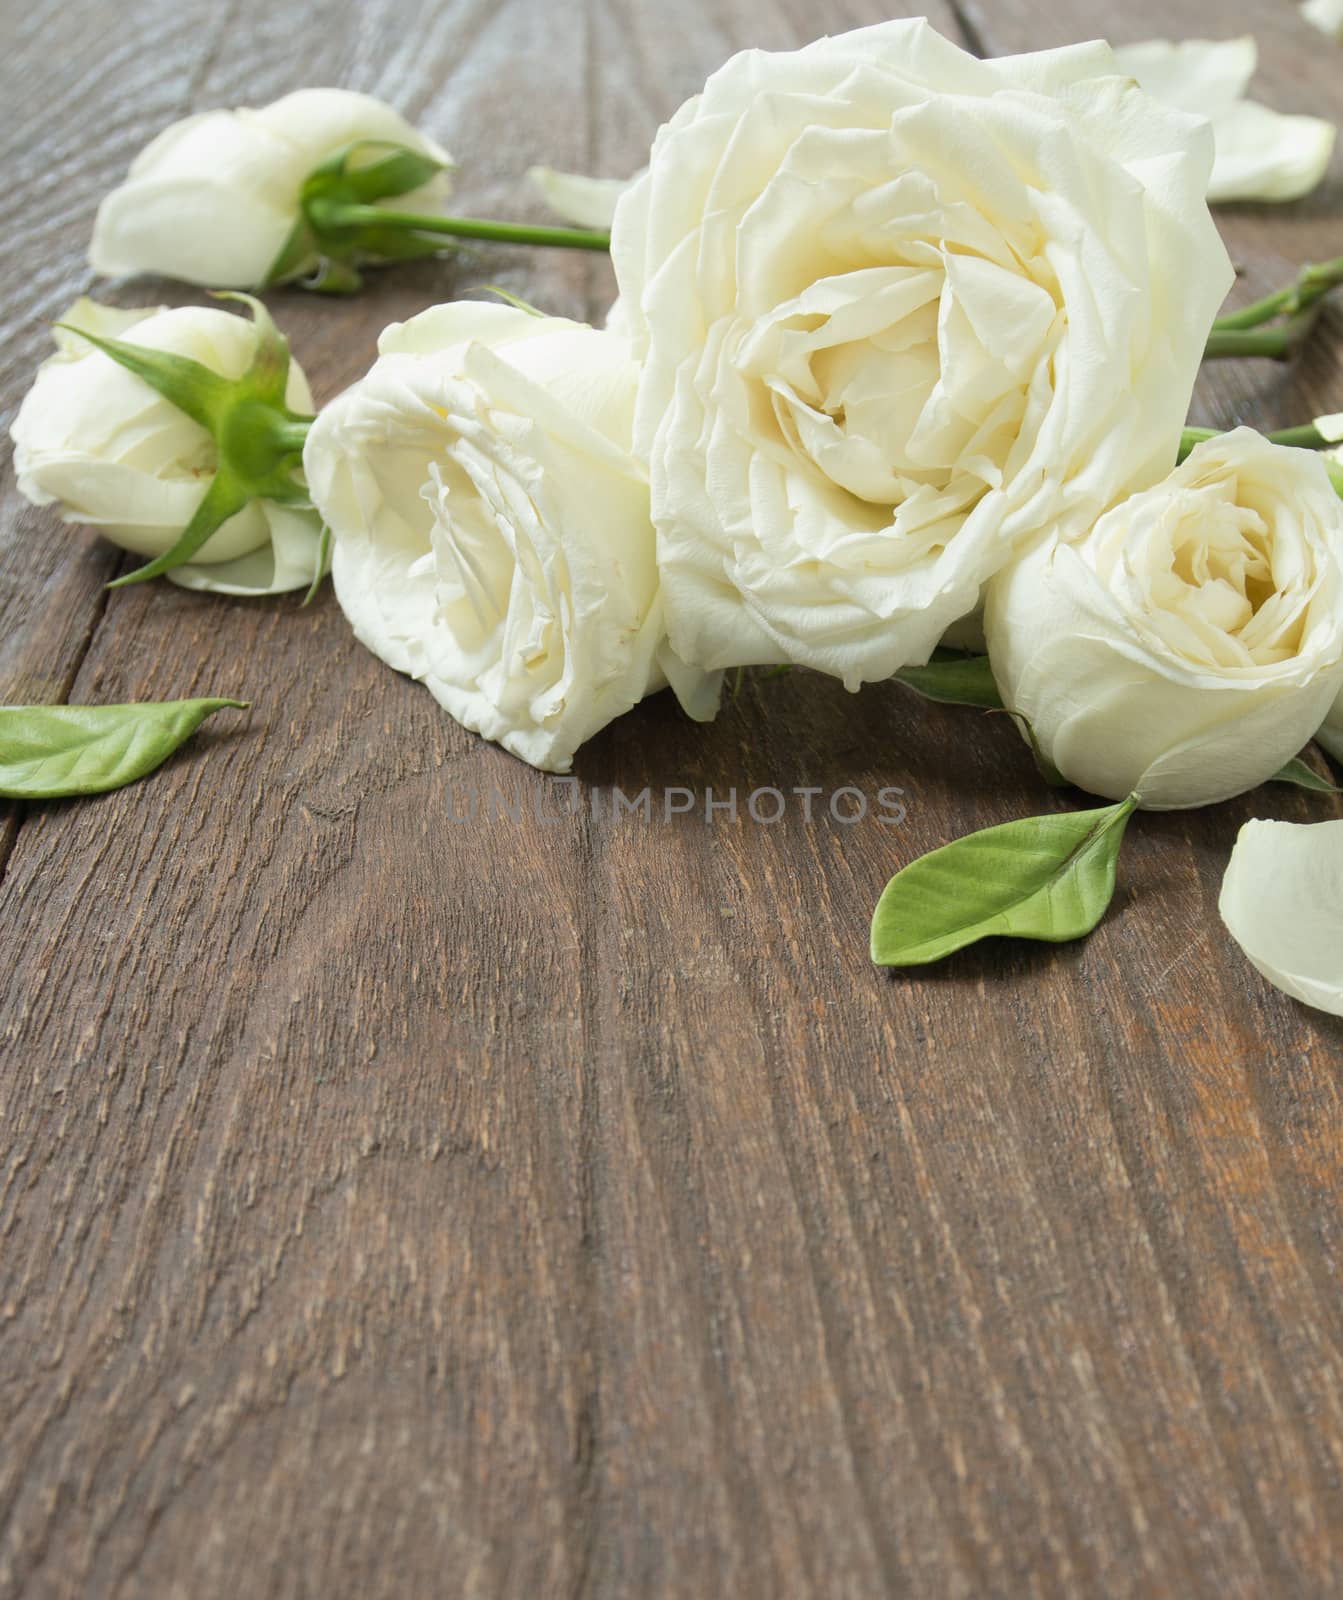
2, 0, 1342, 1596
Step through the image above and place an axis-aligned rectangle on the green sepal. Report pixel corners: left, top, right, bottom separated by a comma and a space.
479, 285, 548, 317
53, 322, 234, 432
212, 291, 290, 403
265, 215, 323, 289
338, 141, 450, 203
109, 471, 251, 589
894, 649, 1002, 709
870, 795, 1138, 967
265, 139, 449, 288
303, 256, 366, 295
301, 524, 333, 608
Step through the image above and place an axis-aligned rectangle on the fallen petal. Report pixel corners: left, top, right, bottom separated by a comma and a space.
527, 166, 636, 229
1219, 818, 1343, 1016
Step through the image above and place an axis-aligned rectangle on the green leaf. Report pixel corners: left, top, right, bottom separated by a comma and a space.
108, 471, 250, 588
0, 698, 248, 800
1271, 754, 1341, 794
870, 795, 1137, 966
894, 650, 1002, 709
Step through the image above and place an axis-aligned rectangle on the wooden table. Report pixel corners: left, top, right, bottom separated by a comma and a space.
3, 0, 1342, 1593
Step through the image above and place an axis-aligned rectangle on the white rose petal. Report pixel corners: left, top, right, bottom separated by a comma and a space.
165, 503, 327, 597
1302, 0, 1343, 42
1114, 38, 1335, 203
986, 430, 1343, 809
91, 88, 452, 289
612, 18, 1232, 688
303, 301, 720, 772
527, 166, 638, 230
11, 301, 318, 591
1220, 819, 1343, 1016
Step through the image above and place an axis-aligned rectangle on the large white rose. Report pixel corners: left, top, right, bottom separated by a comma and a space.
303, 302, 721, 773
986, 430, 1343, 809
90, 88, 451, 289
11, 299, 325, 595
610, 18, 1232, 688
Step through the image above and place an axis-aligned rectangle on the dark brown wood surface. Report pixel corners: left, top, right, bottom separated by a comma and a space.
2, 0, 1342, 1594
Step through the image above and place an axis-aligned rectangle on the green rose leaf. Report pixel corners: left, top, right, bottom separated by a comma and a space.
1270, 754, 1341, 794
0, 698, 248, 799
870, 795, 1138, 966
893, 650, 1002, 709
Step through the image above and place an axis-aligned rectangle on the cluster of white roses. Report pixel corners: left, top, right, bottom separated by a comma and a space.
314, 27, 1343, 800
10, 22, 1343, 1005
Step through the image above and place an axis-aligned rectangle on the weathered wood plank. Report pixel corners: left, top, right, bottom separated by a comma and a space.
1, 0, 1342, 1596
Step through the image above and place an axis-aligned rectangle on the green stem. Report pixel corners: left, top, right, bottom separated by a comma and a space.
1212, 253, 1343, 332
312, 199, 610, 253
271, 419, 314, 455
1266, 423, 1328, 449
1177, 427, 1217, 461
1203, 327, 1293, 360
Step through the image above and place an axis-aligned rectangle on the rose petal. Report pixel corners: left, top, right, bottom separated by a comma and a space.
166, 505, 328, 595
1302, 0, 1343, 41
1113, 37, 1335, 203
1205, 99, 1335, 203
527, 166, 637, 229
1219, 818, 1343, 1016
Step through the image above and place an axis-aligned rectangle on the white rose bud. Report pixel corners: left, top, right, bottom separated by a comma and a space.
90, 88, 451, 289
986, 430, 1343, 809
303, 302, 721, 772
611, 18, 1232, 688
11, 299, 324, 595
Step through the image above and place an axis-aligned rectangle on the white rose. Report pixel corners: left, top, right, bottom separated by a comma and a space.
302, 302, 721, 773
90, 88, 451, 289
1112, 38, 1335, 204
610, 18, 1232, 688
11, 299, 324, 595
986, 430, 1343, 809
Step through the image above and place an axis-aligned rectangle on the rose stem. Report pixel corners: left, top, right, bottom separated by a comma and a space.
1211, 253, 1343, 333
309, 199, 611, 252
